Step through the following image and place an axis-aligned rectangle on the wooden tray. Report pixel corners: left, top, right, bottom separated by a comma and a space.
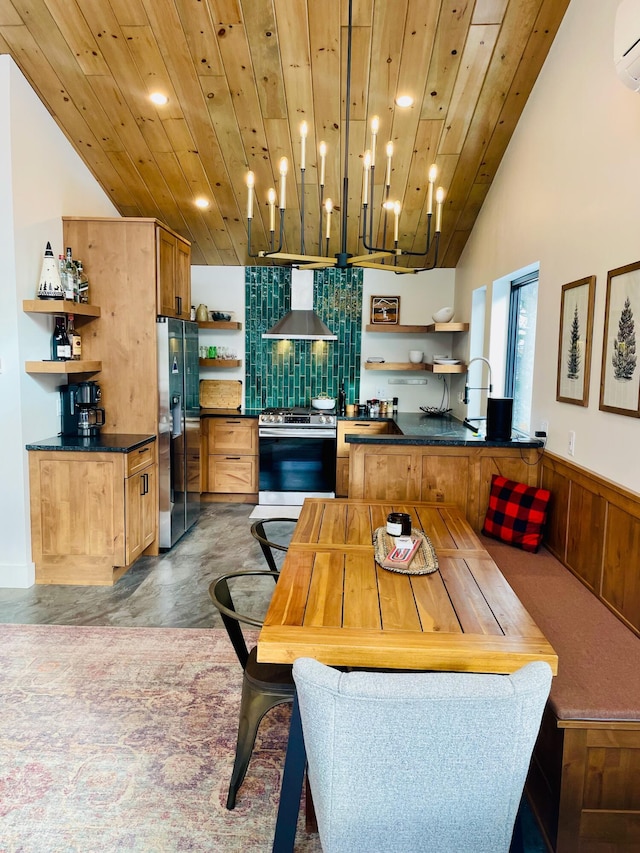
199, 379, 242, 409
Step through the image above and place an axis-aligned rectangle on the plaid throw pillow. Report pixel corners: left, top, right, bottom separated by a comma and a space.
482, 475, 551, 553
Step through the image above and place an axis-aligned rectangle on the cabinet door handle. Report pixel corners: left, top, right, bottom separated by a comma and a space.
140, 472, 149, 495
176, 296, 182, 315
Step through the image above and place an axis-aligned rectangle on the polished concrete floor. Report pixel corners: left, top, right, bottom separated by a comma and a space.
0, 504, 295, 627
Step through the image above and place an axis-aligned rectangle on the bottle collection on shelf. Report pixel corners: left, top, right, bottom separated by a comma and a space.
199, 345, 238, 360
37, 242, 89, 303
51, 314, 82, 361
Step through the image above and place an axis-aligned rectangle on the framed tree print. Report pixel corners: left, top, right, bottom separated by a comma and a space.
599, 261, 640, 417
556, 276, 596, 406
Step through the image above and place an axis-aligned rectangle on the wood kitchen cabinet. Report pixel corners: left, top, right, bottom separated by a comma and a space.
202, 417, 258, 501
157, 226, 190, 319
336, 419, 389, 497
28, 441, 157, 585
347, 442, 539, 531
62, 217, 191, 436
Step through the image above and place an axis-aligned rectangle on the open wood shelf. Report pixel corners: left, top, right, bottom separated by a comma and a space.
199, 358, 241, 368
365, 322, 468, 334
23, 299, 101, 318
365, 361, 467, 373
365, 362, 427, 371
25, 360, 102, 374
197, 320, 242, 330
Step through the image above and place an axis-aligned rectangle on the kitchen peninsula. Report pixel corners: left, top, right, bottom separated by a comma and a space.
345, 413, 543, 532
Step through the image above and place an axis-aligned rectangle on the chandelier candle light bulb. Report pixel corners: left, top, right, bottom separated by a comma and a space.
427, 164, 438, 215
267, 188, 276, 232
279, 158, 288, 209
385, 142, 393, 186
394, 201, 401, 243
370, 116, 379, 166
246, 171, 255, 219
319, 141, 327, 186
325, 199, 333, 239
300, 122, 307, 170
362, 150, 371, 204
435, 187, 445, 232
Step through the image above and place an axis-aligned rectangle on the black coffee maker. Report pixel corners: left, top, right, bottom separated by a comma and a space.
60, 381, 105, 437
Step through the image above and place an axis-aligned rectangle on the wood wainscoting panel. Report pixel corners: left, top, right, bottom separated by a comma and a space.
421, 453, 471, 512
540, 452, 640, 638
602, 505, 640, 632
540, 463, 570, 561
567, 482, 607, 594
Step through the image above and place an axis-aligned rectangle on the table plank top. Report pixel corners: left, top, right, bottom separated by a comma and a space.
258, 499, 558, 674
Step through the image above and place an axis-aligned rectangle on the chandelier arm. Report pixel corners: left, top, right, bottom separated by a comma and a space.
257, 210, 285, 258
367, 164, 376, 252
411, 231, 441, 272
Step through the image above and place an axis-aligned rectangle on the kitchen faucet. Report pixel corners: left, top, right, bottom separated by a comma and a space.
463, 356, 493, 405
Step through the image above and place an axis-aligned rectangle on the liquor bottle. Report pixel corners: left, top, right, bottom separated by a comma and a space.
63, 247, 77, 302
67, 314, 82, 360
51, 315, 70, 361
76, 260, 89, 303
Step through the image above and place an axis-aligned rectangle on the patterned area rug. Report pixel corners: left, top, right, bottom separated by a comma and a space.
0, 624, 320, 852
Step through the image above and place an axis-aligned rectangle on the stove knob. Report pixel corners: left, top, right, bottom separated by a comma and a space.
276, 414, 284, 423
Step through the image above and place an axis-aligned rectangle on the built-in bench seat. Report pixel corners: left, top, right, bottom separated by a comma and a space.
481, 536, 640, 853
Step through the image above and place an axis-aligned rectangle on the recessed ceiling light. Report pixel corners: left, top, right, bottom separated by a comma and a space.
395, 95, 414, 108
194, 197, 210, 209
149, 92, 168, 106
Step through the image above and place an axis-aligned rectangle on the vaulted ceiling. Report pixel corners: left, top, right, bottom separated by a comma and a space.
0, 0, 570, 267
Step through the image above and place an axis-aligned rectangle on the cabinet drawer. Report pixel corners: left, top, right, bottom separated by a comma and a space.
337, 421, 388, 457
126, 441, 156, 477
208, 455, 257, 493
208, 418, 257, 455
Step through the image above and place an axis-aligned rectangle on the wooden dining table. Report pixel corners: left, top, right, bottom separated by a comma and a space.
257, 498, 558, 851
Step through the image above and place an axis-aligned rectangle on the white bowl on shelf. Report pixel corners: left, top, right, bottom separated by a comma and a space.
432, 307, 455, 323
409, 350, 424, 363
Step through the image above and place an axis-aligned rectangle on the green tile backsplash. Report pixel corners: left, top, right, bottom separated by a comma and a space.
245, 266, 362, 409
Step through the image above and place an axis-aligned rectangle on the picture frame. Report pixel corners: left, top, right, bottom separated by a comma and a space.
599, 261, 640, 417
556, 275, 596, 406
370, 295, 400, 325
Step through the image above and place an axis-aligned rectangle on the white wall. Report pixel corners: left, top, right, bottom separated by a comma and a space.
454, 0, 640, 493
0, 56, 118, 587
360, 268, 456, 411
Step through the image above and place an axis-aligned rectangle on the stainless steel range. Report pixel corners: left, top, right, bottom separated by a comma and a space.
258, 407, 337, 506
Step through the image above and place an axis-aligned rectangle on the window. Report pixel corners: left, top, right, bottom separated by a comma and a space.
505, 271, 538, 433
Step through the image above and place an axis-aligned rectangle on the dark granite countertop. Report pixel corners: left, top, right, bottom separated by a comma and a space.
26, 434, 156, 452
344, 412, 543, 448
199, 408, 261, 418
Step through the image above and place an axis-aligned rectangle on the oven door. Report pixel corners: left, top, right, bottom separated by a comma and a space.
258, 427, 337, 505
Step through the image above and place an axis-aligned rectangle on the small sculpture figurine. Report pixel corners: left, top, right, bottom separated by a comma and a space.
37, 242, 64, 300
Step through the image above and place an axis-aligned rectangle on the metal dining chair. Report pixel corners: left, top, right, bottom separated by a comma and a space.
250, 518, 297, 575
208, 570, 295, 810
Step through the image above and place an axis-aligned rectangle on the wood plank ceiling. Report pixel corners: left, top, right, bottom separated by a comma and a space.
0, 0, 570, 267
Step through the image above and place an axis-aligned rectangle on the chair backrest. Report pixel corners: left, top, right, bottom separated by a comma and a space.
250, 518, 296, 574
208, 570, 279, 669
293, 658, 552, 853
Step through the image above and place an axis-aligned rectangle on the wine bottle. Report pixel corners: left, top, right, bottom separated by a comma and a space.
51, 316, 70, 361
76, 260, 89, 303
67, 314, 82, 360
338, 381, 346, 415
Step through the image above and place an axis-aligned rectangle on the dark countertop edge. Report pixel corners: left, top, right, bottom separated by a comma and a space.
26, 434, 157, 452
200, 408, 261, 418
344, 433, 543, 448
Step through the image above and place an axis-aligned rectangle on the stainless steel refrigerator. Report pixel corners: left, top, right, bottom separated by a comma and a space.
157, 317, 200, 548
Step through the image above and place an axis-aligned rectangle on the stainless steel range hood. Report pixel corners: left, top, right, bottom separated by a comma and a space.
262, 269, 337, 340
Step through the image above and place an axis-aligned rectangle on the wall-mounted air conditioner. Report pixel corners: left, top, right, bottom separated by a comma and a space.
615, 0, 640, 90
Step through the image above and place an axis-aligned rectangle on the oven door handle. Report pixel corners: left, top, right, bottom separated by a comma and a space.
259, 427, 337, 439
